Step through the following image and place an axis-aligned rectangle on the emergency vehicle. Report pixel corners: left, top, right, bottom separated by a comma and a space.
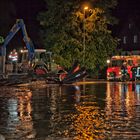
106, 55, 140, 81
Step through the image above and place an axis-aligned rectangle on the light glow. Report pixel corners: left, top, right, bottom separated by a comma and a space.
84, 6, 88, 10
107, 59, 110, 64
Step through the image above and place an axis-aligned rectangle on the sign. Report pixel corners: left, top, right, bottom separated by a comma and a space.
0, 36, 4, 44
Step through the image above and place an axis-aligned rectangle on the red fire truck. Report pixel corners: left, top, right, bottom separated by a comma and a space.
106, 55, 140, 81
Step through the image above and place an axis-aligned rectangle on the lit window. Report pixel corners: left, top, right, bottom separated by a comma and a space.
129, 23, 132, 29
123, 36, 127, 44
134, 35, 138, 43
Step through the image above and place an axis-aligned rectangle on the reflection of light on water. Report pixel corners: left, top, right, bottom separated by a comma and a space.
7, 98, 19, 130
135, 84, 140, 105
125, 84, 136, 117
2, 83, 140, 139
74, 85, 81, 103
106, 82, 140, 139
106, 83, 112, 116
106, 83, 137, 118
5, 88, 35, 139
106, 83, 123, 116
136, 84, 140, 93
17, 88, 35, 139
18, 91, 32, 121
72, 103, 107, 140
8, 99, 18, 118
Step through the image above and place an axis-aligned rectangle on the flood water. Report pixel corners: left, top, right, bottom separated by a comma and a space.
0, 82, 140, 140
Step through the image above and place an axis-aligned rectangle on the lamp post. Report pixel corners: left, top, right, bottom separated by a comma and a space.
83, 6, 88, 65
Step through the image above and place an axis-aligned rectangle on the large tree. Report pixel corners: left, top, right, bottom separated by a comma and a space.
38, 0, 118, 72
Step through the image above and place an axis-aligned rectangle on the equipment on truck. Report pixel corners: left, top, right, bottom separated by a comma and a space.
106, 55, 140, 81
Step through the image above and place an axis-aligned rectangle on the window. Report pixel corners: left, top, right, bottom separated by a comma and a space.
111, 60, 124, 67
129, 23, 132, 29
123, 36, 127, 44
134, 35, 138, 43
127, 60, 133, 66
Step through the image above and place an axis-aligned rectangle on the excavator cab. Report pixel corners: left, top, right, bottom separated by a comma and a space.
20, 49, 47, 62
18, 49, 51, 74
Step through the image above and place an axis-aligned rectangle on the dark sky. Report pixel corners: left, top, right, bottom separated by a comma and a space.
14, 0, 140, 18
14, 0, 45, 21
13, 0, 140, 33
1, 0, 140, 50
114, 0, 140, 20
14, 0, 140, 21
13, 0, 46, 46
111, 0, 140, 35
3, 0, 140, 36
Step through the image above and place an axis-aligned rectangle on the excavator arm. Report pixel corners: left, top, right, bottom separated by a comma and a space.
0, 19, 35, 60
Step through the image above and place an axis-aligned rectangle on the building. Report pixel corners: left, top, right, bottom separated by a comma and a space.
118, 18, 140, 55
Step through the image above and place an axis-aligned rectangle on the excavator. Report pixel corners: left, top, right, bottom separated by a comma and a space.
0, 19, 64, 76
0, 19, 87, 84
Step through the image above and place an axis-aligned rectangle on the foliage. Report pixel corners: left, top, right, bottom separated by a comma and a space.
0, 36, 4, 44
38, 0, 118, 72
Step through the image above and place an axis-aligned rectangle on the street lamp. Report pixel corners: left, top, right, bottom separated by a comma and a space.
106, 59, 110, 65
83, 6, 88, 65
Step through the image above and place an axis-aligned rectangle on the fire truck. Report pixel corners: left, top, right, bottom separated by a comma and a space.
106, 55, 140, 81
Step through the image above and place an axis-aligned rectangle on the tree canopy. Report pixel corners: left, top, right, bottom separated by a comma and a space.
38, 0, 118, 72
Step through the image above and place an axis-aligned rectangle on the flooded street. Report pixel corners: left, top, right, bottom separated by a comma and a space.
0, 82, 140, 140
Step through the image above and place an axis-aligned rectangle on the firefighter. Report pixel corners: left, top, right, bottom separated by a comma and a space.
8, 49, 18, 72
131, 65, 137, 81
121, 61, 128, 81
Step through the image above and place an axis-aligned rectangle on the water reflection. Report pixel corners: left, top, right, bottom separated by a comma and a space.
31, 85, 82, 138
106, 82, 140, 139
71, 103, 107, 140
0, 82, 140, 139
0, 87, 35, 139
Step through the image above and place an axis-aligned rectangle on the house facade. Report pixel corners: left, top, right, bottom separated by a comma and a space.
118, 19, 140, 55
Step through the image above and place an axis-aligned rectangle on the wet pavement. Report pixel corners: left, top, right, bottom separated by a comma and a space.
0, 81, 140, 140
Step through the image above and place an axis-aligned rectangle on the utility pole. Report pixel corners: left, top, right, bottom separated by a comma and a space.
83, 6, 88, 66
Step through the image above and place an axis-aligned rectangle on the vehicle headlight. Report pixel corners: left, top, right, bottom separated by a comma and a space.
119, 71, 122, 75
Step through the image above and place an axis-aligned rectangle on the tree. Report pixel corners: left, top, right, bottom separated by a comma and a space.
38, 0, 118, 72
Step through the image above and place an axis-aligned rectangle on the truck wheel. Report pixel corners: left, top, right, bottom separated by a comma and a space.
112, 72, 116, 81
121, 74, 130, 81
126, 74, 130, 81
34, 66, 48, 75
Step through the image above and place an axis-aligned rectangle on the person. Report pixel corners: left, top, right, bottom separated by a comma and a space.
8, 49, 18, 72
121, 60, 128, 81
131, 64, 137, 81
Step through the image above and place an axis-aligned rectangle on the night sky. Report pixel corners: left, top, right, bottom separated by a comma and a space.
1, 0, 140, 49
13, 0, 46, 48
115, 0, 140, 24
13, 0, 140, 36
